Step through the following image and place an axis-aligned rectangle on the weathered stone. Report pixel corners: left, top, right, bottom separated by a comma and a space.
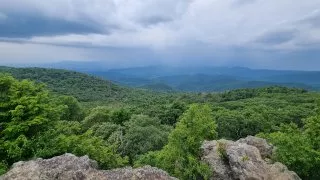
237, 136, 273, 158
269, 162, 301, 180
201, 136, 301, 180
201, 140, 234, 180
0, 153, 176, 180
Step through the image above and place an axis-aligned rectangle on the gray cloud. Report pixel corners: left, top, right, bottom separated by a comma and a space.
254, 30, 298, 45
0, 0, 320, 70
232, 0, 258, 6
297, 10, 320, 28
138, 16, 174, 26
0, 13, 103, 38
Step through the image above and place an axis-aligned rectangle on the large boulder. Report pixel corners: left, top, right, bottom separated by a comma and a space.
237, 136, 273, 158
201, 136, 301, 180
0, 153, 176, 180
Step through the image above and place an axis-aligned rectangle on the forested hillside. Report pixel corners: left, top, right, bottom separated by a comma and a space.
1, 67, 320, 179
0, 66, 179, 108
86, 66, 320, 92
0, 66, 128, 102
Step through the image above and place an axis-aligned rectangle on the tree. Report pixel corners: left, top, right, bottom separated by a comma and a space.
0, 74, 60, 164
58, 130, 128, 169
110, 108, 131, 125
121, 115, 171, 163
214, 107, 269, 140
54, 96, 84, 122
136, 104, 217, 179
259, 123, 320, 179
82, 106, 111, 129
0, 75, 128, 173
90, 122, 123, 142
159, 101, 187, 125
32, 121, 128, 169
304, 115, 320, 150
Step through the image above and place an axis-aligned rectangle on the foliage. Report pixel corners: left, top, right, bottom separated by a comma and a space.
82, 106, 111, 129
32, 121, 128, 169
0, 66, 179, 106
259, 120, 320, 179
213, 92, 317, 140
0, 67, 125, 102
0, 74, 127, 174
303, 115, 320, 150
0, 161, 7, 175
90, 122, 123, 142
121, 115, 171, 162
110, 108, 131, 125
54, 95, 84, 121
136, 104, 217, 179
0, 74, 60, 164
217, 142, 228, 162
59, 130, 128, 169
158, 101, 187, 125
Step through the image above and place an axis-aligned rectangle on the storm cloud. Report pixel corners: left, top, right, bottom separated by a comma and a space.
0, 0, 320, 70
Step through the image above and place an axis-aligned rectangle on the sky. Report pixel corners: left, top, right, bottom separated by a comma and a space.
0, 0, 320, 70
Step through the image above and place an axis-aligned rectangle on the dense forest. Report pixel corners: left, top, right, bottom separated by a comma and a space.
1, 67, 320, 179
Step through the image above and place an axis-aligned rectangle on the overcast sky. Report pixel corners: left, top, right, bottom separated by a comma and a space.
0, 0, 320, 70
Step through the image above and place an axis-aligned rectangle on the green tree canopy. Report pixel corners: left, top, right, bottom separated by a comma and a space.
54, 95, 84, 122
82, 106, 111, 129
136, 104, 217, 179
260, 118, 320, 179
0, 74, 60, 164
121, 115, 171, 162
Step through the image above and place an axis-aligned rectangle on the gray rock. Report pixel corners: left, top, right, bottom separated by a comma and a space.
269, 162, 301, 180
201, 140, 234, 180
0, 136, 301, 180
201, 136, 301, 180
0, 153, 176, 180
237, 136, 273, 158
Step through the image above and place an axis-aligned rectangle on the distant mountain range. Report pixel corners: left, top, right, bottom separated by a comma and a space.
81, 66, 320, 92
13, 61, 320, 92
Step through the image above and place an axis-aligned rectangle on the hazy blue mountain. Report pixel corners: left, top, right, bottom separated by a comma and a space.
139, 83, 175, 92
91, 71, 153, 87
85, 67, 318, 92
32, 62, 320, 92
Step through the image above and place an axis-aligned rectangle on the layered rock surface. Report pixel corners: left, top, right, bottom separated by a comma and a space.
201, 136, 301, 180
0, 153, 176, 180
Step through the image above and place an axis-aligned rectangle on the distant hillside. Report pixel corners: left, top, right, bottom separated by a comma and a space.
2, 66, 318, 99
154, 74, 312, 92
0, 66, 178, 105
139, 83, 175, 92
86, 66, 318, 92
0, 66, 189, 119
92, 71, 153, 87
0, 66, 129, 102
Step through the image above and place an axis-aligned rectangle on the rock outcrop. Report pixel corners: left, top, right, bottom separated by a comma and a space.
0, 153, 176, 180
1, 136, 301, 180
201, 136, 301, 180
